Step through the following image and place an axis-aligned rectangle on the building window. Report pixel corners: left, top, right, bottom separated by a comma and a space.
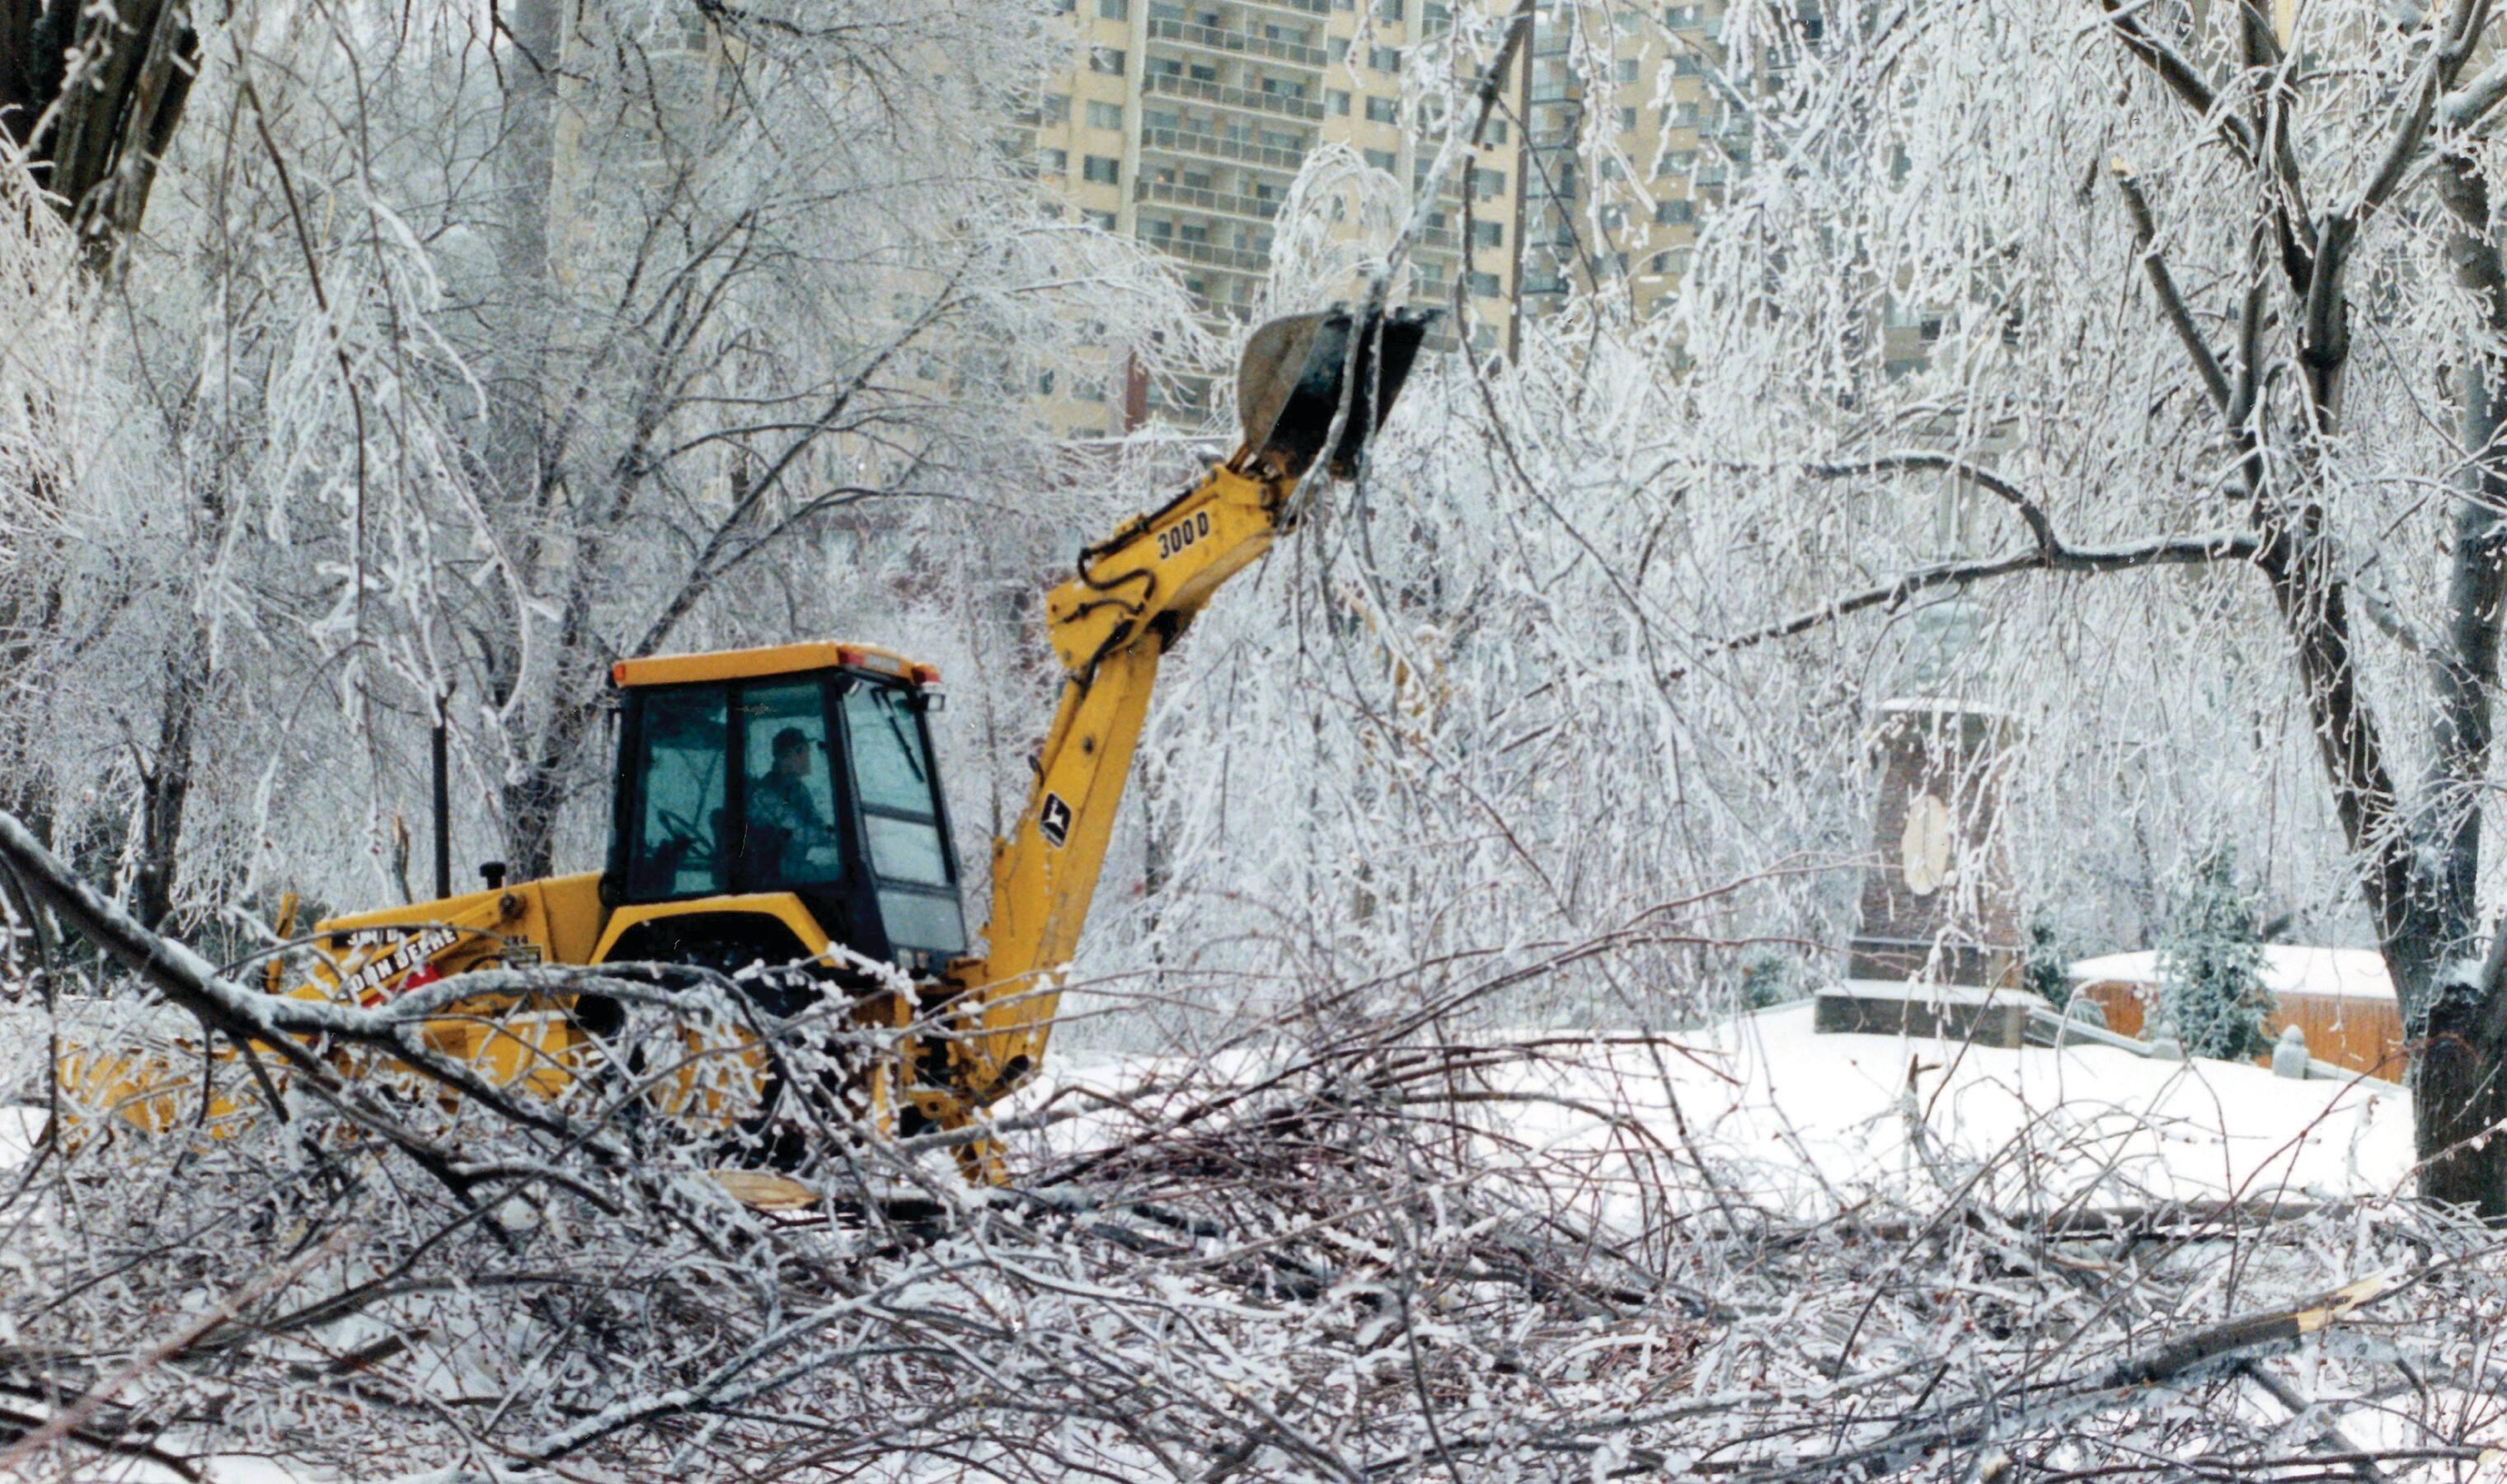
1653, 197, 1694, 224
1474, 168, 1505, 198
1618, 106, 1637, 131
1329, 88, 1353, 115
1364, 147, 1398, 171
1087, 101, 1124, 129
1331, 36, 1350, 61
1088, 46, 1125, 74
1673, 53, 1702, 75
1471, 219, 1503, 248
1919, 313, 1944, 342
1617, 57, 1640, 83
1083, 154, 1120, 184
1041, 92, 1071, 124
1098, 0, 1128, 16
1466, 270, 1500, 297
1083, 209, 1117, 230
1369, 45, 1401, 71
1486, 118, 1509, 143
1040, 146, 1070, 175
1376, 0, 1403, 16
1366, 96, 1399, 124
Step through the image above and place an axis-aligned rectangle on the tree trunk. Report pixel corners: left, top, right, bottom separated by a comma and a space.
129, 634, 204, 932
2410, 982, 2507, 1216
2406, 156, 2507, 1219
1, 0, 200, 255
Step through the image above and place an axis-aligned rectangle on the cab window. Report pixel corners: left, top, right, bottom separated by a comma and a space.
627, 687, 729, 899
841, 682, 966, 956
735, 682, 842, 890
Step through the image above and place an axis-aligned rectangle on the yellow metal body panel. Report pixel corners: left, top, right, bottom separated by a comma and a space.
589, 894, 832, 963
610, 640, 927, 689
56, 1044, 249, 1139
317, 870, 608, 978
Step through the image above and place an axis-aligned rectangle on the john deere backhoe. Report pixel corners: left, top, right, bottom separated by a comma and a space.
61, 308, 1431, 1174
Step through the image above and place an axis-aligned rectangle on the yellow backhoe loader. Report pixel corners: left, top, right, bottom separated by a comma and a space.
56, 307, 1433, 1178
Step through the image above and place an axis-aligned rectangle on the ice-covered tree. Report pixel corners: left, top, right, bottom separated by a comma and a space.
1663, 0, 2507, 1213
2159, 848, 2274, 1061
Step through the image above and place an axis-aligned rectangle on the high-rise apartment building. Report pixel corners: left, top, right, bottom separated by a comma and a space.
1022, 0, 1796, 431
1021, 0, 1533, 434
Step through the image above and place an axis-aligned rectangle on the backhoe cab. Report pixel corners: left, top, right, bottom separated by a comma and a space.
59, 305, 1435, 1178
603, 644, 965, 978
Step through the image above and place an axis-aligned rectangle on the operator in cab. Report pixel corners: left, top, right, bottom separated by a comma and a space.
747, 726, 838, 885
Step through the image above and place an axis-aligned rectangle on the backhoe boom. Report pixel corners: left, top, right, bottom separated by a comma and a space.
939, 307, 1432, 1106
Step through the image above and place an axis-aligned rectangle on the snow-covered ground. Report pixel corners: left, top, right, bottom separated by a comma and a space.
1030, 1002, 2414, 1215
1611, 1002, 2408, 1205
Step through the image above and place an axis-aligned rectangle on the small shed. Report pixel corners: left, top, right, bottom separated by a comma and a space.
2068, 946, 2405, 1078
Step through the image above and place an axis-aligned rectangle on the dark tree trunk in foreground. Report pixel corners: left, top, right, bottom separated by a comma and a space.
1, 0, 200, 254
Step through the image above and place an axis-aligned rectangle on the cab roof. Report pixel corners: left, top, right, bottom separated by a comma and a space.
610, 641, 937, 689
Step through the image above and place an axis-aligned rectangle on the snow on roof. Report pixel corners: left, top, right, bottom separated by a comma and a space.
2070, 945, 2396, 1002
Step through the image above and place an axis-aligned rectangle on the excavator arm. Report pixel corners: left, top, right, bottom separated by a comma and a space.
936, 307, 1434, 1107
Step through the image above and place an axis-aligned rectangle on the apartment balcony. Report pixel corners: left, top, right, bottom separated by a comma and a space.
1140, 124, 1309, 172
1137, 178, 1283, 222
1231, 0, 1331, 16
1147, 236, 1274, 274
1147, 17, 1330, 70
1528, 82, 1582, 105
1143, 71, 1325, 122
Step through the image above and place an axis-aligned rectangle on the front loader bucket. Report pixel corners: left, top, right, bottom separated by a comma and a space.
1237, 306, 1435, 481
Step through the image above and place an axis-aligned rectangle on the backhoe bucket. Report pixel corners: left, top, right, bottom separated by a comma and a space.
1237, 306, 1435, 481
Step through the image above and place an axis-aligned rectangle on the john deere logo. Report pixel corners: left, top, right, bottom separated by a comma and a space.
1039, 792, 1073, 848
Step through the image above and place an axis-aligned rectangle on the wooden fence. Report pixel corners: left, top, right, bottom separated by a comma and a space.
2075, 979, 2406, 1080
